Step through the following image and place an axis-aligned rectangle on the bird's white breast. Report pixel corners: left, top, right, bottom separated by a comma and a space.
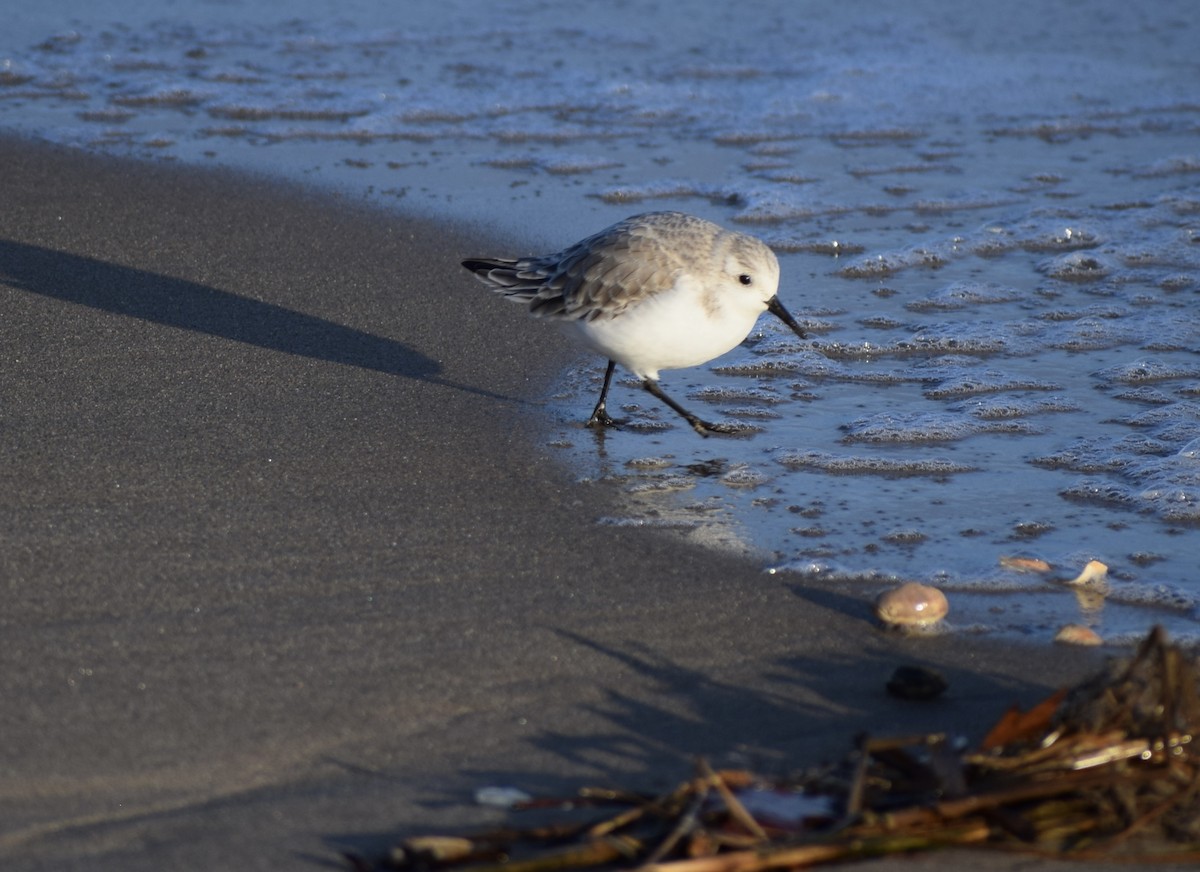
573, 273, 765, 380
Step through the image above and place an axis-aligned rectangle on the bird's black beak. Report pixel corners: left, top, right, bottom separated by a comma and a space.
766, 295, 807, 339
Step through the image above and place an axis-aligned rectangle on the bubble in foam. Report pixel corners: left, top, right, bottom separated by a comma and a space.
720, 466, 771, 488
1016, 222, 1104, 253
1156, 496, 1200, 523
689, 386, 785, 404
624, 456, 675, 470
1158, 273, 1197, 292
597, 514, 702, 530
714, 348, 896, 384
838, 245, 951, 278
625, 476, 696, 494
1037, 303, 1130, 323
1039, 399, 1200, 521
541, 154, 624, 174
746, 333, 812, 356
923, 371, 1062, 399
900, 323, 1037, 357
1040, 250, 1116, 281
1113, 402, 1200, 429
950, 395, 1080, 419
111, 85, 214, 108
1046, 316, 1142, 351
1132, 154, 1200, 178
774, 449, 974, 476
762, 234, 866, 256
1059, 478, 1138, 507
1104, 579, 1200, 614
709, 356, 804, 377
912, 190, 1021, 214
904, 281, 1023, 312
594, 178, 718, 204
720, 406, 782, 420
729, 188, 850, 224
1033, 435, 1154, 473
840, 410, 1041, 443
1095, 359, 1200, 386
1135, 453, 1200, 520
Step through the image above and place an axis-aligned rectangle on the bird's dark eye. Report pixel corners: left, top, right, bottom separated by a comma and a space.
738, 274, 752, 285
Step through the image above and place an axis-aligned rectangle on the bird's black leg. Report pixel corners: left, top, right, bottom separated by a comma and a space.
641, 379, 737, 437
586, 360, 626, 428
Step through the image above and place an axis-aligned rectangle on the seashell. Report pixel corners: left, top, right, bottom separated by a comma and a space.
999, 555, 1052, 573
875, 582, 949, 628
1054, 624, 1103, 646
1067, 559, 1108, 585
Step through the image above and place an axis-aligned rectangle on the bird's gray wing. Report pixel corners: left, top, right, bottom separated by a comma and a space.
462, 214, 695, 321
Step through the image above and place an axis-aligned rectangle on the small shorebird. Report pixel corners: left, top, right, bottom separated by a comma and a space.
462, 211, 807, 436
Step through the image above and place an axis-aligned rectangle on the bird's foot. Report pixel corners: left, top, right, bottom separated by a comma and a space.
689, 418, 742, 438
586, 408, 627, 428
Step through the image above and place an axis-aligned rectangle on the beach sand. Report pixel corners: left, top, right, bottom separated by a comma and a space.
0, 137, 1171, 870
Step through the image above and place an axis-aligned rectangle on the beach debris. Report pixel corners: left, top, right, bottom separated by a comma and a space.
1054, 624, 1103, 646
1067, 559, 1108, 585
352, 627, 1200, 870
874, 582, 949, 629
886, 665, 948, 700
475, 787, 534, 808
390, 837, 478, 866
998, 555, 1052, 573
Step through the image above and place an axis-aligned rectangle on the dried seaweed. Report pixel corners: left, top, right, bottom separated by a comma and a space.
356, 627, 1200, 871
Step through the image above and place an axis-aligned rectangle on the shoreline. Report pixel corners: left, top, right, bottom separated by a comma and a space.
0, 136, 1149, 871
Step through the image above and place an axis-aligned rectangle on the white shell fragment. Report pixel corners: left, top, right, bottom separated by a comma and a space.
1067, 559, 1109, 586
474, 786, 533, 808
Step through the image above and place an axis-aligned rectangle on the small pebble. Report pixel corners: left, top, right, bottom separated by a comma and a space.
875, 582, 949, 629
1055, 624, 1103, 646
886, 665, 948, 700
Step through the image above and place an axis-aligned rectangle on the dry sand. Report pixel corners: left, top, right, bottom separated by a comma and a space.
0, 137, 1168, 870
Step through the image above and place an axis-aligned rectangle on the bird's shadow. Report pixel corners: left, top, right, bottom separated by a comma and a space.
1, 237, 438, 380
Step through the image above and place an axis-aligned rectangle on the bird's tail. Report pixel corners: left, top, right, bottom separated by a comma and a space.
461, 257, 545, 304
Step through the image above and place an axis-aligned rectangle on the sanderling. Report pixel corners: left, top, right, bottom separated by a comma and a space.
462, 211, 807, 436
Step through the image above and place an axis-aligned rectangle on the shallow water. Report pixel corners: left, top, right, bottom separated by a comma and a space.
2, 0, 1197, 642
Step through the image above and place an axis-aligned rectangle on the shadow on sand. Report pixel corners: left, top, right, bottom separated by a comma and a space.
323, 595, 1061, 862
0, 237, 440, 379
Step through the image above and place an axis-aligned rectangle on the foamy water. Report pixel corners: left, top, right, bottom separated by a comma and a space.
2, 0, 1197, 641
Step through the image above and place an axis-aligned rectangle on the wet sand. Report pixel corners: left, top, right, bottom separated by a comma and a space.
0, 137, 1170, 870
